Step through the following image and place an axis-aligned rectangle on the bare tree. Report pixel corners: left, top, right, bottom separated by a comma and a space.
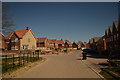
2, 5, 15, 36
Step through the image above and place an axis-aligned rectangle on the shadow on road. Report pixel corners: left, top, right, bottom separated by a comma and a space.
98, 63, 109, 66
87, 54, 108, 59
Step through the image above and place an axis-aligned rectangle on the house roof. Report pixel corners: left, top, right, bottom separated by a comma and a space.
72, 42, 78, 45
48, 39, 56, 44
65, 41, 72, 45
113, 21, 118, 30
37, 38, 48, 42
109, 26, 113, 33
0, 32, 5, 39
56, 40, 64, 44
105, 29, 109, 35
89, 37, 101, 43
6, 30, 29, 39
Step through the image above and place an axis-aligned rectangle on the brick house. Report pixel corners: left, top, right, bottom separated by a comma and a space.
72, 42, 78, 49
55, 39, 64, 48
47, 39, 56, 49
64, 41, 72, 48
37, 38, 48, 50
96, 36, 107, 52
88, 37, 101, 50
0, 33, 6, 50
5, 27, 36, 50
105, 21, 120, 51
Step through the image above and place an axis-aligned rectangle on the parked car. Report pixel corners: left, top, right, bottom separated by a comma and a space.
82, 48, 97, 54
107, 50, 120, 67
35, 50, 41, 53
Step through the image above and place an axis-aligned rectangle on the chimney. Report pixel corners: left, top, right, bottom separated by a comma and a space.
26, 26, 30, 30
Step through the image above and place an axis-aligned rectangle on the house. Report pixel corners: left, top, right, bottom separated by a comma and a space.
5, 27, 36, 50
47, 39, 56, 49
37, 38, 48, 50
105, 21, 120, 51
88, 37, 101, 50
0, 33, 6, 50
64, 40, 72, 48
55, 39, 64, 48
96, 36, 107, 52
72, 42, 78, 49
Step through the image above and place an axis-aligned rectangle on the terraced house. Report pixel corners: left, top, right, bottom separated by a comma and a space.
105, 21, 120, 51
5, 27, 36, 50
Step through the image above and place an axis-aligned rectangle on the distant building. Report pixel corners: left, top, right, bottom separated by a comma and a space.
88, 37, 101, 50
64, 41, 72, 48
37, 38, 48, 50
96, 36, 106, 52
47, 39, 57, 49
55, 39, 64, 48
72, 42, 78, 49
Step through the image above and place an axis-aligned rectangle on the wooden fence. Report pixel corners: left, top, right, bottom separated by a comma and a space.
2, 50, 40, 73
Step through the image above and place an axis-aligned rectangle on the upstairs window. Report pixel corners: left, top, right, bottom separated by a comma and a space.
15, 38, 18, 42
6, 39, 10, 43
11, 38, 15, 42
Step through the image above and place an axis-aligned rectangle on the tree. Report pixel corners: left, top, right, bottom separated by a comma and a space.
2, 5, 15, 36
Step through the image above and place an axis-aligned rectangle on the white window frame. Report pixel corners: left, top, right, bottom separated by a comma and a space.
15, 38, 18, 42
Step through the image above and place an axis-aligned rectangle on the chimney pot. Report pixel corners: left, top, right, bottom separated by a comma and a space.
26, 27, 30, 30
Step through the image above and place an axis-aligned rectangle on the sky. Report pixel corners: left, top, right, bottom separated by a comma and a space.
3, 2, 119, 42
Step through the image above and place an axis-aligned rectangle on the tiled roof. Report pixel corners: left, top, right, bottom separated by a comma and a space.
6, 30, 29, 39
37, 38, 48, 42
56, 40, 64, 44
89, 37, 101, 43
65, 41, 72, 45
48, 39, 56, 44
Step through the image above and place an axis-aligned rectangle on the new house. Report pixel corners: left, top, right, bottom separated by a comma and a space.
5, 27, 36, 50
37, 38, 48, 50
55, 39, 64, 48
64, 41, 72, 48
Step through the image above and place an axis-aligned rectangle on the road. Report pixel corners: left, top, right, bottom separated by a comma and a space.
15, 50, 103, 79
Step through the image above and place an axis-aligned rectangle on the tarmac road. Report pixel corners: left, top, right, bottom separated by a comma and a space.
15, 50, 102, 79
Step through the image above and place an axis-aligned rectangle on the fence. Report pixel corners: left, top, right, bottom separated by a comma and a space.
2, 50, 40, 74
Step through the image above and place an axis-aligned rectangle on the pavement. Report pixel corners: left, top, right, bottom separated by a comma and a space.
14, 50, 107, 79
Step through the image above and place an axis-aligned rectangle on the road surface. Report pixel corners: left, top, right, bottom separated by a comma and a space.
15, 50, 102, 79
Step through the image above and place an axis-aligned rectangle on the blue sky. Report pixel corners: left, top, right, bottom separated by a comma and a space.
3, 2, 119, 42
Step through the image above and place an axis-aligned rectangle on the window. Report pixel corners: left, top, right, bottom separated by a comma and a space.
6, 39, 10, 43
15, 46, 18, 50
23, 45, 29, 49
117, 34, 119, 40
15, 38, 18, 42
11, 46, 15, 50
11, 38, 15, 42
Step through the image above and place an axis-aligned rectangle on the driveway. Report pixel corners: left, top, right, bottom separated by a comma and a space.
15, 50, 103, 79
